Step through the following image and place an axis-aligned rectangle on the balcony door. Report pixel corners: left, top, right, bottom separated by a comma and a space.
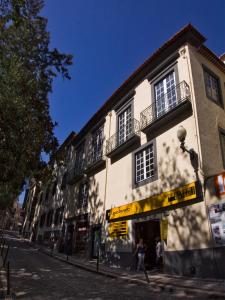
155, 71, 177, 118
118, 106, 132, 145
92, 127, 103, 163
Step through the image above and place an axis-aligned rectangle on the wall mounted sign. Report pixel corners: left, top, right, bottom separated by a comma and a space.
109, 182, 198, 221
214, 172, 225, 196
108, 220, 128, 238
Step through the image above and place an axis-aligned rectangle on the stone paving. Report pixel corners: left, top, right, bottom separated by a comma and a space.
2, 235, 225, 300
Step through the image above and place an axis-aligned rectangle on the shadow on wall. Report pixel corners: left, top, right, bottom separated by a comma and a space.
105, 141, 222, 278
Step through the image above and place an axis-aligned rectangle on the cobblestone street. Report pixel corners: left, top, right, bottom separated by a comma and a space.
3, 235, 223, 300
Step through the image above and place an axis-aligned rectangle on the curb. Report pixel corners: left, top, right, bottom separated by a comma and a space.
38, 247, 225, 299
0, 270, 12, 300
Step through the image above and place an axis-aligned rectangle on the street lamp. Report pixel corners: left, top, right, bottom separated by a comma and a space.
177, 125, 195, 160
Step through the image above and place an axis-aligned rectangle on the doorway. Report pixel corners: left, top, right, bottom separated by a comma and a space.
135, 219, 160, 269
91, 226, 101, 258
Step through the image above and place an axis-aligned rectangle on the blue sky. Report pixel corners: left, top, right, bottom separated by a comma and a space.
19, 0, 225, 203
42, 0, 224, 145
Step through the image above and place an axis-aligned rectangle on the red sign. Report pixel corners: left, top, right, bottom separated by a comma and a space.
215, 172, 225, 196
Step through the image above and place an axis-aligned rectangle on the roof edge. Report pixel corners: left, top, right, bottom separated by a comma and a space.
73, 24, 206, 145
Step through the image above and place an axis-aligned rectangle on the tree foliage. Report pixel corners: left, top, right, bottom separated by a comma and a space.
0, 0, 73, 208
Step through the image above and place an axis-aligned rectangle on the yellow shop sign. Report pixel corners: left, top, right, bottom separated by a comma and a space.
109, 182, 197, 221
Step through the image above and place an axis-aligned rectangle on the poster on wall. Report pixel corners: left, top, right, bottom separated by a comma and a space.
208, 200, 225, 246
108, 221, 128, 238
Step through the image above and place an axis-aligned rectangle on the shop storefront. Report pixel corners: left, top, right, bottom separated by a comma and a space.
106, 181, 202, 271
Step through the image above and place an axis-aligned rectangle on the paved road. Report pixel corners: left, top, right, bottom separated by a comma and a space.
4, 235, 223, 300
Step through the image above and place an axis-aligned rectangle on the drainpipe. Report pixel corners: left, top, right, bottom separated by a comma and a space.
102, 112, 112, 238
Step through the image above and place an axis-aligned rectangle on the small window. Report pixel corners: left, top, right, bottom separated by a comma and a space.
135, 144, 155, 183
133, 139, 157, 188
203, 67, 222, 106
219, 129, 225, 168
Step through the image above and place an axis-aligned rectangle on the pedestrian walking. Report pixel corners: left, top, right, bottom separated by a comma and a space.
134, 238, 147, 271
155, 237, 163, 268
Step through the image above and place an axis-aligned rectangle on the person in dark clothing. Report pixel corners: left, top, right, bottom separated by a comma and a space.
134, 238, 147, 271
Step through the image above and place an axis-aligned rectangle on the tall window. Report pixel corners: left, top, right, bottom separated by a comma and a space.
155, 71, 177, 117
118, 106, 132, 145
92, 126, 104, 162
135, 144, 155, 183
75, 142, 85, 172
78, 183, 88, 208
204, 68, 221, 105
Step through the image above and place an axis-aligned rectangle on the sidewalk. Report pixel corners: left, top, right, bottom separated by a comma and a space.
36, 243, 225, 299
0, 257, 12, 300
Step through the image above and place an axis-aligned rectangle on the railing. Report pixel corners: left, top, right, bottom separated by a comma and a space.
66, 163, 85, 184
140, 81, 190, 130
106, 118, 140, 155
0, 227, 10, 297
86, 147, 105, 169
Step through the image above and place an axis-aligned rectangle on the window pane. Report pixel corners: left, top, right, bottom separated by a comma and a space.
118, 106, 132, 144
92, 126, 103, 162
155, 71, 176, 117
204, 69, 220, 103
135, 144, 155, 183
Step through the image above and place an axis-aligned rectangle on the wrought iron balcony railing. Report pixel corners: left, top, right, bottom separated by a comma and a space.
66, 163, 85, 184
86, 148, 105, 169
140, 81, 191, 131
106, 118, 140, 155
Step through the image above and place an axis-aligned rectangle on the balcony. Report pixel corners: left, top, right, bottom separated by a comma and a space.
66, 164, 85, 185
140, 81, 191, 135
106, 118, 140, 158
85, 149, 106, 173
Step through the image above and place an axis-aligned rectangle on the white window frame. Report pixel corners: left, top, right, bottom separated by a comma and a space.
135, 144, 155, 184
155, 71, 177, 117
92, 126, 104, 162
204, 67, 222, 106
118, 105, 132, 145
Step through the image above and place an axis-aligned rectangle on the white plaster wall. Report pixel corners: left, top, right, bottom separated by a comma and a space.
188, 44, 225, 178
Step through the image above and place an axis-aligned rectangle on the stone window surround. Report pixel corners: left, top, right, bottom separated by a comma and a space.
149, 62, 180, 108
203, 64, 224, 108
132, 138, 158, 189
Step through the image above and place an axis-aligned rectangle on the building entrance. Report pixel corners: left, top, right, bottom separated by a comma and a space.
135, 219, 160, 269
91, 225, 101, 258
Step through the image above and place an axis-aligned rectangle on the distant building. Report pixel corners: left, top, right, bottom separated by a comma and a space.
24, 24, 225, 278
